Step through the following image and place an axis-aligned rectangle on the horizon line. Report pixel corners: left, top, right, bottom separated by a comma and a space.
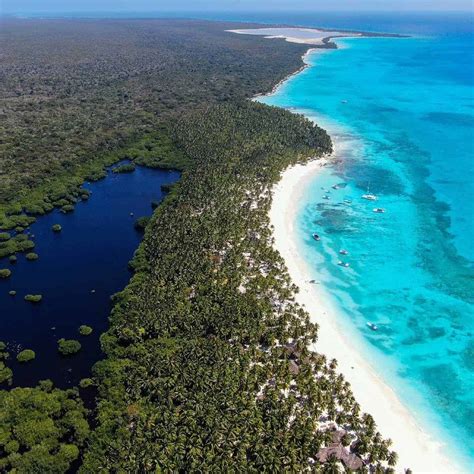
2, 9, 474, 14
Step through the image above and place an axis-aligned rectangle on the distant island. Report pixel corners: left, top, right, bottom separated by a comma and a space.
229, 25, 408, 49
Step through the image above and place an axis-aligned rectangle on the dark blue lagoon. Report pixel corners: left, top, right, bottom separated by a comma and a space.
0, 166, 179, 388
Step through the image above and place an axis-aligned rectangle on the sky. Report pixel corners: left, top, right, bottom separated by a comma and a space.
2, 0, 473, 13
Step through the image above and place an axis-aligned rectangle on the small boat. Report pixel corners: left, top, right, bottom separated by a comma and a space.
362, 194, 377, 201
130, 212, 134, 216
339, 249, 349, 255
367, 322, 378, 331
312, 233, 321, 241
338, 261, 350, 268
323, 195, 330, 200
373, 208, 385, 213
332, 184, 340, 190
341, 100, 348, 104
362, 183, 377, 201
343, 199, 352, 204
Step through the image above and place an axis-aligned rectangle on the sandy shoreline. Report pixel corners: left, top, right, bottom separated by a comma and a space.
257, 48, 317, 99
242, 26, 464, 472
269, 153, 461, 473
228, 27, 362, 46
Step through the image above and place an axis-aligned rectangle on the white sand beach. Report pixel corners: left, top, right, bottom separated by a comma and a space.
228, 27, 362, 45
269, 153, 462, 473
241, 24, 466, 473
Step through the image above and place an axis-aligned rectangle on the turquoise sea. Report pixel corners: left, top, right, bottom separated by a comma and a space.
258, 13, 474, 469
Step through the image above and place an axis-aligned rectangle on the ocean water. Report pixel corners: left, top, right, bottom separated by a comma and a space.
0, 165, 179, 388
259, 14, 474, 469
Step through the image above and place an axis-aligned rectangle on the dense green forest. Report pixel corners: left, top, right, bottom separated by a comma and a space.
0, 19, 307, 259
0, 19, 397, 471
82, 101, 397, 472
0, 19, 304, 212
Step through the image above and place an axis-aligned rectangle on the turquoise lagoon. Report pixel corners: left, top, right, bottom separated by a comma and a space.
260, 23, 474, 468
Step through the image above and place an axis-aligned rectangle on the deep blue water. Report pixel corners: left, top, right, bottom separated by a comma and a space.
255, 12, 474, 470
0, 166, 179, 388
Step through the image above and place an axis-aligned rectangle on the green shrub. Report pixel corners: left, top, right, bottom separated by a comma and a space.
134, 216, 150, 231
9, 255, 17, 263
78, 325, 93, 336
57, 339, 81, 355
112, 163, 136, 174
160, 182, 175, 193
0, 384, 89, 471
60, 204, 75, 213
79, 378, 94, 388
17, 349, 35, 363
38, 379, 54, 392
0, 233, 10, 242
0, 269, 12, 279
25, 252, 39, 261
13, 234, 27, 242
1, 215, 36, 231
52, 224, 62, 233
23, 203, 46, 215
0, 362, 12, 385
86, 169, 107, 181
15, 240, 35, 255
80, 190, 91, 200
24, 294, 42, 303
54, 198, 69, 207
5, 204, 23, 216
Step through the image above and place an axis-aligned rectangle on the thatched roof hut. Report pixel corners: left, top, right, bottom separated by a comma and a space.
289, 360, 300, 375
316, 430, 364, 470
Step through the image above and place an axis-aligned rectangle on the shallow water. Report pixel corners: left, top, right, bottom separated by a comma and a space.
0, 165, 179, 388
259, 18, 474, 468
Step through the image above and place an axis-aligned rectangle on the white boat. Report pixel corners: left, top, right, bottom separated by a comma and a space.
339, 249, 349, 255
312, 233, 321, 241
362, 193, 377, 201
373, 208, 385, 213
367, 322, 378, 331
323, 195, 330, 200
332, 184, 340, 190
337, 261, 350, 268
362, 183, 377, 201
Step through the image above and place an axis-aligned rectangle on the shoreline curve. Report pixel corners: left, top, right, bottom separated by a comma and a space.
264, 47, 464, 473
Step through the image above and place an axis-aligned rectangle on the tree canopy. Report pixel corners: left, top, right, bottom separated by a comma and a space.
0, 384, 89, 472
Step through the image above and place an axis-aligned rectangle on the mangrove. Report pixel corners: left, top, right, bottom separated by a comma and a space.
16, 350, 36, 363
24, 294, 43, 303
57, 339, 82, 356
